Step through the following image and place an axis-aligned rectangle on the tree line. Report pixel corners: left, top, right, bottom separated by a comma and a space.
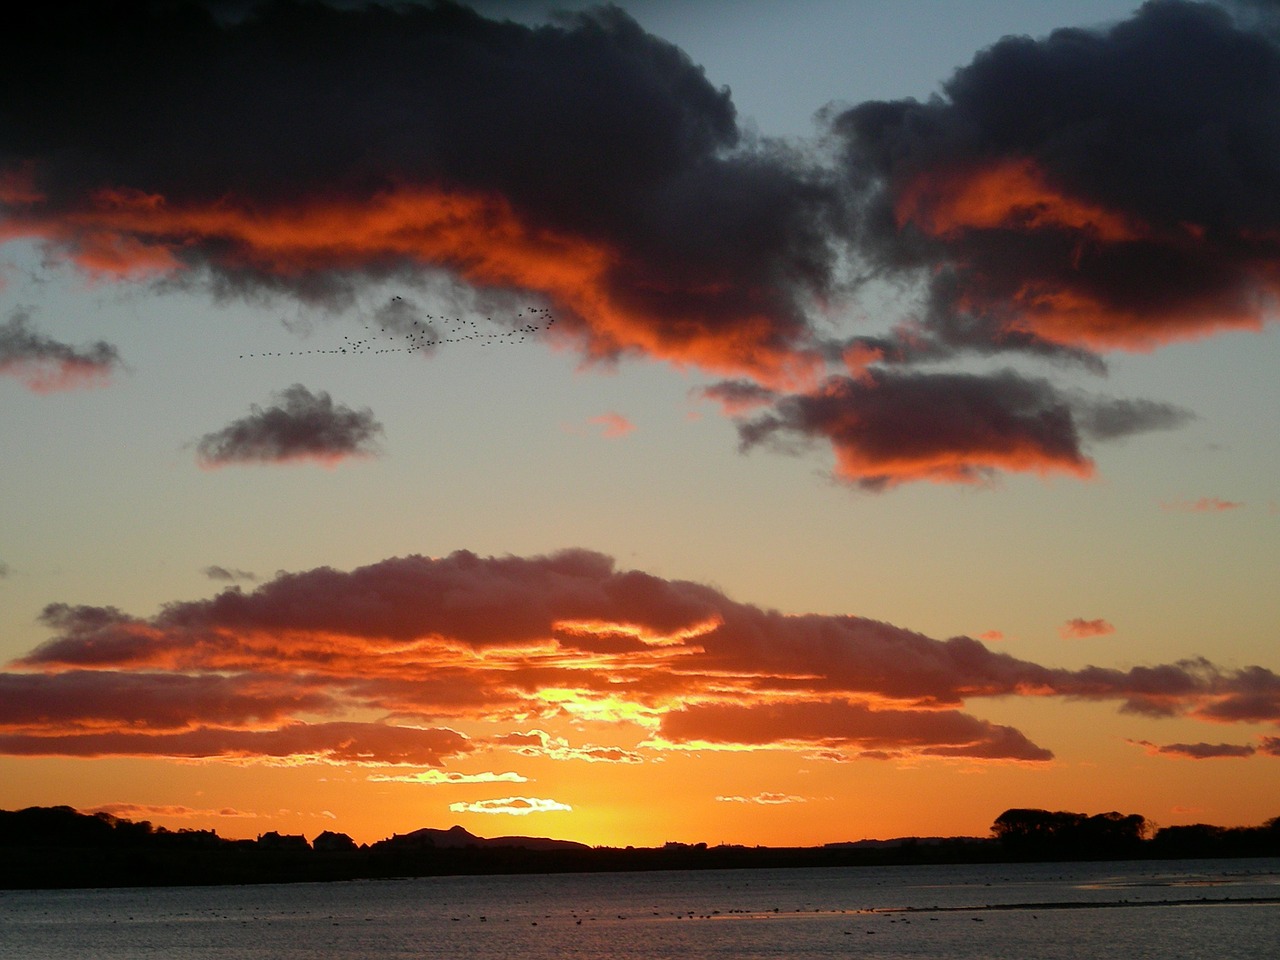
991, 807, 1280, 860
1, 805, 1277, 889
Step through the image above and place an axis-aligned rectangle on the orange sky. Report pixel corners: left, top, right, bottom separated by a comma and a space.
1, 0, 1278, 847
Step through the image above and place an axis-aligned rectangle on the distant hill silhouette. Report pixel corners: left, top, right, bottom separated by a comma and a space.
371, 824, 589, 852
1, 805, 1276, 889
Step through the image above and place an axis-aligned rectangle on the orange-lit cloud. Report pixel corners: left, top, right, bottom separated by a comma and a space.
194, 384, 382, 467
2, 2, 833, 388
6, 549, 1276, 768
837, 1, 1280, 360
1060, 618, 1116, 640
493, 730, 645, 764
448, 797, 571, 816
587, 412, 635, 439
0, 669, 334, 733
0, 308, 122, 393
5, 180, 823, 385
896, 158, 1143, 244
0, 721, 472, 766
889, 158, 1276, 353
1161, 497, 1245, 513
658, 700, 1054, 762
716, 793, 811, 805
367, 770, 527, 785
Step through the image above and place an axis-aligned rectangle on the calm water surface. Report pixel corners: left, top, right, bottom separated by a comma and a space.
3, 858, 1277, 959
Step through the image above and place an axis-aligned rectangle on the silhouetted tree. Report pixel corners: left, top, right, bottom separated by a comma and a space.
992, 808, 1145, 859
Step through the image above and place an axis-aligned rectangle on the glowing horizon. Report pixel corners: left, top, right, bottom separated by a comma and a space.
2, 0, 1277, 849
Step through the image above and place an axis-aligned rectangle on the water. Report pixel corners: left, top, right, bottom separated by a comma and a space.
3, 859, 1277, 959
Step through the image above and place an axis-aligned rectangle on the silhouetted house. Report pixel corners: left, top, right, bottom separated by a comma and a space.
256, 831, 310, 851
312, 830, 358, 853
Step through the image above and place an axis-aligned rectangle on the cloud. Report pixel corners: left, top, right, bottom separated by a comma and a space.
0, 719, 472, 766
367, 769, 527, 785
86, 803, 257, 820
1071, 396, 1194, 441
492, 730, 645, 764
0, 669, 334, 732
657, 700, 1055, 762
448, 797, 571, 816
0, 561, 9, 579
0, 308, 122, 392
1060, 618, 1116, 640
1189, 665, 1280, 723
194, 384, 382, 467
716, 792, 810, 805
5, 549, 1279, 765
587, 412, 635, 439
202, 565, 258, 583
1161, 497, 1246, 513
736, 369, 1186, 489
836, 0, 1280, 355
1, 1, 833, 384
1129, 739, 1260, 759
6, 1, 1262, 488
693, 380, 779, 416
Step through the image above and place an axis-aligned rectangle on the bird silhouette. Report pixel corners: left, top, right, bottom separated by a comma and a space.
236, 307, 555, 358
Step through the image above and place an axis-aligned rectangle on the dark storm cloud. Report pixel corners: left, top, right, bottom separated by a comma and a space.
835, 0, 1280, 355
0, 0, 836, 377
3, 0, 1271, 486
194, 383, 382, 466
0, 308, 122, 392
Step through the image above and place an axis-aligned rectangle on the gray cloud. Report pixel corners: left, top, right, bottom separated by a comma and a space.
1130, 739, 1260, 759
195, 384, 382, 467
1074, 396, 1195, 441
0, 308, 122, 392
202, 565, 258, 583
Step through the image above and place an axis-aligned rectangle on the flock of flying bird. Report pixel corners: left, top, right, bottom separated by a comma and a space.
237, 305, 555, 359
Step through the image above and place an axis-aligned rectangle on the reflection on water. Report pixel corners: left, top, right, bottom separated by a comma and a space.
2, 858, 1277, 960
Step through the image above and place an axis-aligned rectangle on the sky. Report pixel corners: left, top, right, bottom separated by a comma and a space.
1, 0, 1277, 848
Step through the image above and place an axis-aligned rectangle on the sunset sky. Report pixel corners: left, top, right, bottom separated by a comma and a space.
1, 0, 1277, 848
